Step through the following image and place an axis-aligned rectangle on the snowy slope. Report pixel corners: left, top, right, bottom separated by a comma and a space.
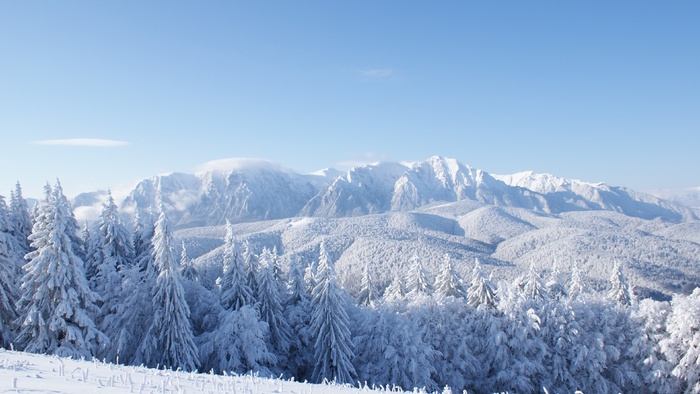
0, 349, 383, 394
648, 186, 700, 209
177, 202, 700, 300
494, 170, 696, 221
74, 156, 697, 227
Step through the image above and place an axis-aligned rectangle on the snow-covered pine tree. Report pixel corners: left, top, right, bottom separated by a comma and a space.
406, 254, 432, 297
9, 182, 32, 260
568, 261, 587, 300
92, 191, 134, 332
287, 251, 308, 304
546, 260, 568, 300
198, 303, 274, 375
15, 181, 107, 358
310, 242, 356, 384
219, 221, 254, 310
97, 191, 134, 271
257, 248, 292, 366
660, 288, 700, 394
284, 251, 313, 380
520, 261, 548, 303
0, 195, 19, 346
632, 298, 679, 394
609, 261, 633, 306
180, 241, 198, 281
354, 305, 438, 391
467, 258, 497, 309
383, 275, 406, 302
357, 263, 377, 307
243, 241, 260, 300
133, 210, 156, 279
434, 254, 467, 300
139, 201, 199, 371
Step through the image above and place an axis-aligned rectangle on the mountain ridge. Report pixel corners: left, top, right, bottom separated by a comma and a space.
73, 156, 698, 227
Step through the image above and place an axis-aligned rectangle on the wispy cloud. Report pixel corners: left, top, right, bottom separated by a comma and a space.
33, 138, 129, 147
359, 68, 395, 78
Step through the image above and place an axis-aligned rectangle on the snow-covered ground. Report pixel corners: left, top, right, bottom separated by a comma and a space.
0, 349, 393, 394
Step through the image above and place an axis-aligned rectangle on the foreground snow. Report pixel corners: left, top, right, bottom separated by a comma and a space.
0, 349, 392, 394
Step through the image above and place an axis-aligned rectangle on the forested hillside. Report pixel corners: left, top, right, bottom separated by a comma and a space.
2, 180, 700, 393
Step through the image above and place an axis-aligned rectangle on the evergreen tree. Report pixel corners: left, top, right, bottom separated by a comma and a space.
661, 288, 700, 394
287, 252, 308, 304
15, 181, 107, 358
285, 251, 314, 380
568, 261, 587, 300
199, 304, 274, 375
180, 241, 198, 281
219, 221, 254, 310
406, 254, 432, 297
9, 182, 32, 259
383, 275, 406, 302
357, 263, 377, 307
0, 195, 19, 346
257, 248, 292, 365
133, 210, 156, 280
243, 241, 260, 300
520, 261, 548, 303
546, 260, 568, 300
354, 305, 438, 391
310, 242, 356, 384
609, 261, 633, 306
434, 254, 467, 299
138, 201, 199, 371
92, 192, 134, 331
467, 258, 497, 309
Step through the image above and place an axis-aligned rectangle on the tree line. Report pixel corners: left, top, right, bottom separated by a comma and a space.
1, 180, 699, 394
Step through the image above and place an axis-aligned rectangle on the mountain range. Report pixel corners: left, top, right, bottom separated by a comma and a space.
71, 156, 700, 299
77, 156, 696, 228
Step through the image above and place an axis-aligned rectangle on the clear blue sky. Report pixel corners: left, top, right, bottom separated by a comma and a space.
1, 1, 698, 198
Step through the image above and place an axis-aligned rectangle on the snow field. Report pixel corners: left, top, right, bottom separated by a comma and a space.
0, 349, 393, 394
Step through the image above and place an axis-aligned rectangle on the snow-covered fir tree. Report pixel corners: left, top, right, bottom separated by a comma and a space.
568, 261, 587, 300
285, 251, 314, 380
406, 254, 432, 297
8, 182, 32, 260
354, 304, 438, 391
434, 254, 467, 299
15, 181, 107, 358
92, 191, 134, 332
137, 201, 199, 371
219, 221, 254, 311
609, 261, 633, 306
467, 258, 497, 309
382, 275, 406, 302
520, 261, 548, 303
180, 241, 198, 281
0, 195, 19, 346
660, 288, 700, 394
257, 247, 292, 365
310, 242, 356, 384
546, 260, 568, 300
133, 210, 156, 279
243, 241, 261, 299
357, 263, 377, 307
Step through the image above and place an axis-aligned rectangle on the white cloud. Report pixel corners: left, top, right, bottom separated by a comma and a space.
194, 158, 294, 174
359, 68, 395, 78
33, 138, 129, 147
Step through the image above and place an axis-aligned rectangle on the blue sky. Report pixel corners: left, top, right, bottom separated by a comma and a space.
1, 2, 698, 198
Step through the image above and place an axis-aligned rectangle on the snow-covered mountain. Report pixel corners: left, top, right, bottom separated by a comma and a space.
89, 156, 696, 228
494, 170, 697, 221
